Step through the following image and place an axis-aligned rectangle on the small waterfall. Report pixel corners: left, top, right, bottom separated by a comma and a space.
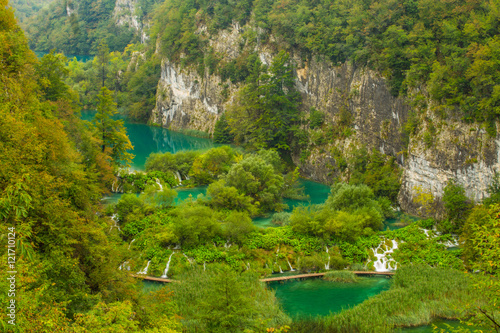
371, 239, 398, 272
155, 178, 163, 191
110, 214, 121, 232
287, 259, 295, 271
246, 263, 250, 270
325, 246, 331, 270
183, 253, 193, 266
224, 240, 231, 248
279, 265, 283, 274
119, 261, 130, 271
203, 262, 206, 271
161, 253, 175, 278
128, 239, 136, 250
423, 228, 459, 247
173, 243, 181, 250
175, 171, 182, 184
137, 260, 150, 275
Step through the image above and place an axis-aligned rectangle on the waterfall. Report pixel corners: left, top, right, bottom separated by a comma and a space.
128, 239, 136, 250
279, 265, 283, 273
161, 253, 175, 278
287, 259, 295, 271
137, 260, 150, 275
173, 243, 181, 250
183, 253, 193, 266
175, 171, 182, 184
423, 228, 459, 247
203, 262, 206, 271
325, 246, 331, 270
224, 240, 231, 248
110, 214, 121, 232
119, 261, 130, 271
246, 263, 250, 270
155, 178, 163, 191
371, 239, 398, 272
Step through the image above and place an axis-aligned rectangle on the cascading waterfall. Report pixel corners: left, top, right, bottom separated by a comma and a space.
325, 246, 331, 270
183, 253, 193, 266
110, 214, 121, 232
161, 253, 175, 278
274, 246, 284, 273
224, 240, 231, 248
128, 239, 136, 250
119, 261, 130, 271
246, 263, 250, 270
287, 259, 295, 271
371, 239, 398, 272
422, 228, 459, 247
137, 260, 150, 275
203, 262, 206, 271
155, 178, 163, 191
175, 171, 182, 184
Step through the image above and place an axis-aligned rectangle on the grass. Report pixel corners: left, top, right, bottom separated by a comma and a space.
290, 265, 489, 332
323, 271, 358, 283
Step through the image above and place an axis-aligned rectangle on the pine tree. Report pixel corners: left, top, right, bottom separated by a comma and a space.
93, 87, 134, 167
96, 40, 110, 88
213, 113, 233, 143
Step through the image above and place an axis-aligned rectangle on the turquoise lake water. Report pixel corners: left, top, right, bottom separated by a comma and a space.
268, 276, 391, 318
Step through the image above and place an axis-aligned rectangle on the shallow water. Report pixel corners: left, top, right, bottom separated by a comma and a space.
268, 276, 391, 318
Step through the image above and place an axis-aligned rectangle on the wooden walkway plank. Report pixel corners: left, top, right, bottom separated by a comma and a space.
131, 271, 394, 283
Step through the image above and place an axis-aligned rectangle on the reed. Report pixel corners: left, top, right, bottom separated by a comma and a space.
291, 265, 486, 332
323, 271, 358, 283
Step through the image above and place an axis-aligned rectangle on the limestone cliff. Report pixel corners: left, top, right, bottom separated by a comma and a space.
112, 0, 148, 43
149, 23, 500, 215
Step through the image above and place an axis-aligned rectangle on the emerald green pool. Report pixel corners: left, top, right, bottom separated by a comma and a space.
268, 276, 391, 318
81, 110, 216, 171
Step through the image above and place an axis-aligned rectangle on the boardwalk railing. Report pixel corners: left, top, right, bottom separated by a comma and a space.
131, 271, 394, 283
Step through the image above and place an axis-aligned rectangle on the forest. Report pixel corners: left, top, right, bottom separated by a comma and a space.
1, 0, 500, 332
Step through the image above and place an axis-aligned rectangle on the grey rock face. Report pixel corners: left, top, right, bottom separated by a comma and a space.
149, 23, 500, 215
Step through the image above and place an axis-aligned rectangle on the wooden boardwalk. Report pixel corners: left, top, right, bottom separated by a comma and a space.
131, 271, 394, 283
130, 274, 178, 283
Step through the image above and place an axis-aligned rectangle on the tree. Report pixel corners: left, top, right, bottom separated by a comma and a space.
190, 146, 235, 184
35, 50, 70, 101
168, 264, 290, 332
227, 51, 301, 151
95, 40, 110, 88
461, 204, 500, 332
213, 113, 234, 143
442, 179, 472, 233
93, 87, 134, 167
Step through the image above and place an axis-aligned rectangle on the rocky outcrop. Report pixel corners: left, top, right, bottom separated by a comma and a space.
150, 22, 500, 214
113, 0, 148, 43
399, 116, 499, 216
151, 60, 225, 133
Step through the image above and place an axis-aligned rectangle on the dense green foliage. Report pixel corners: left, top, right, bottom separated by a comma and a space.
227, 51, 301, 152
441, 179, 473, 233
290, 183, 385, 241
0, 4, 180, 331
213, 113, 234, 144
24, 0, 161, 55
9, 0, 52, 24
94, 86, 134, 167
145, 0, 500, 129
167, 265, 290, 332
